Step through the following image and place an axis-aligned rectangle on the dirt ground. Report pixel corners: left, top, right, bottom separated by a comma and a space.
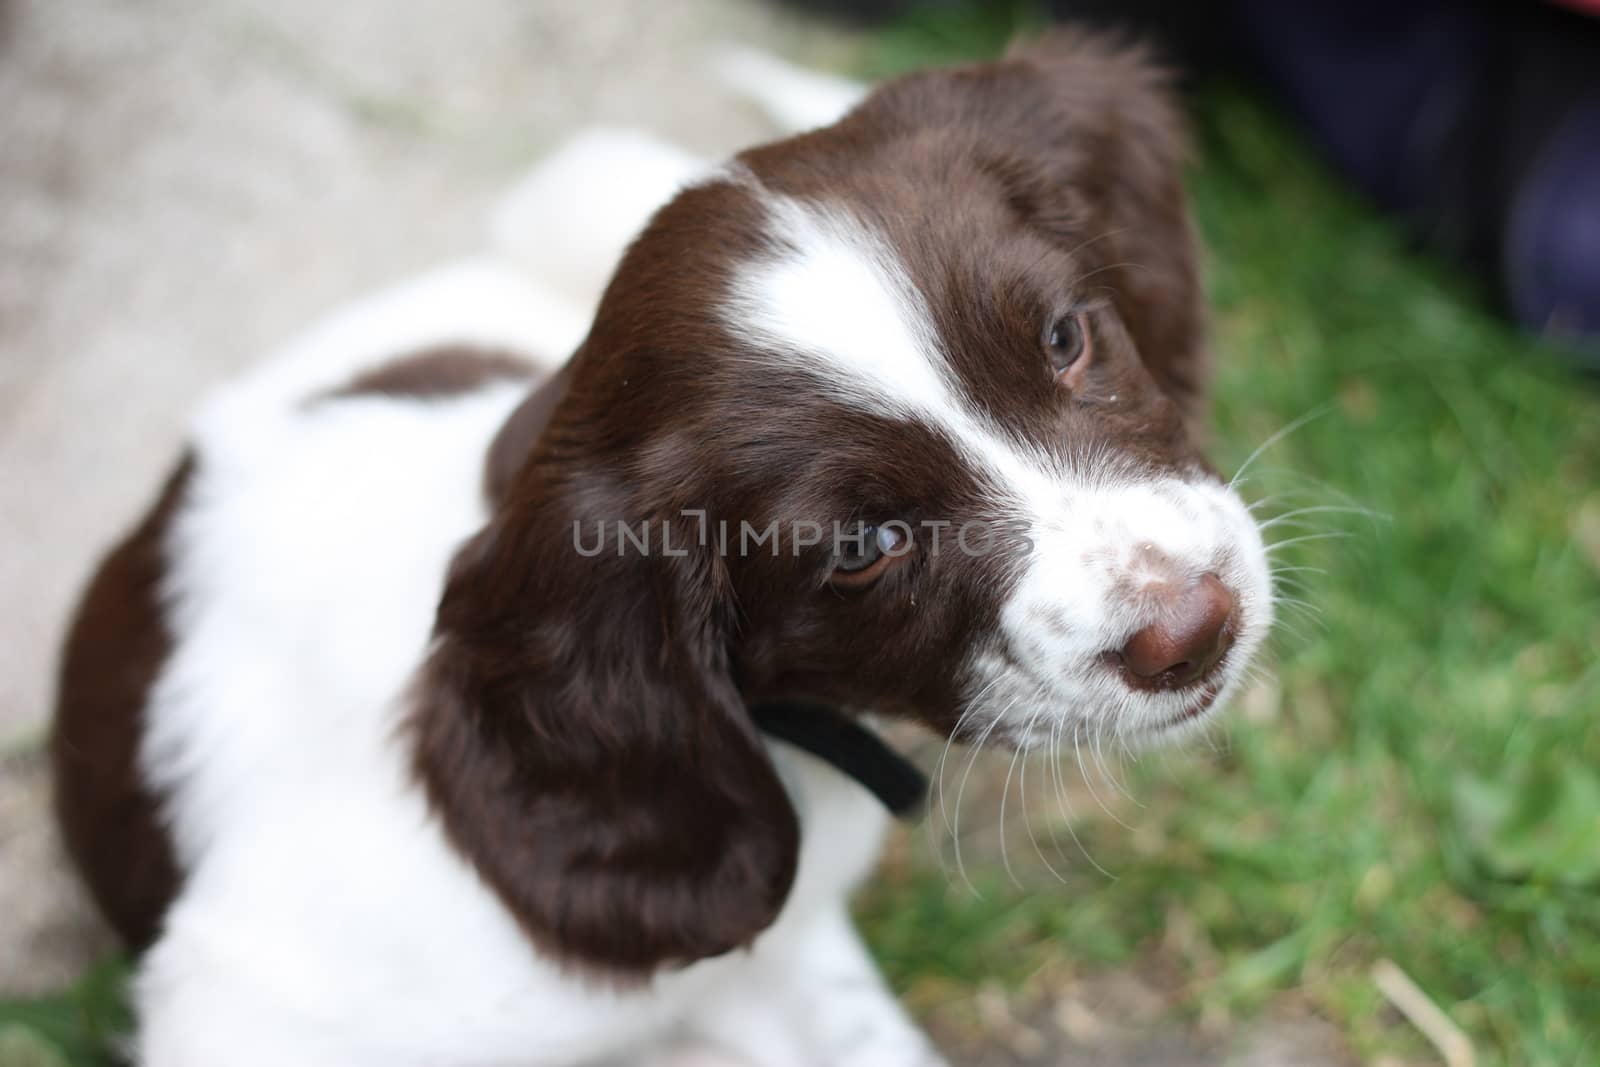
0, 2, 1357, 1062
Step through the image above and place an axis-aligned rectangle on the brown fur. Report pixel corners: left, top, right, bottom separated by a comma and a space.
53, 457, 192, 950
410, 32, 1208, 978
317, 345, 537, 404
485, 361, 572, 504
52, 31, 1212, 975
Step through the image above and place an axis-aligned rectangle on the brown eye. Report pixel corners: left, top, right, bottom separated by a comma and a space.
830, 521, 911, 589
1047, 311, 1091, 380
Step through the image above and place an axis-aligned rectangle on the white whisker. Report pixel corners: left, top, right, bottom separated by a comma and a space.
1048, 714, 1116, 880
1018, 711, 1070, 885
1228, 405, 1334, 490
1091, 727, 1141, 808
996, 703, 1036, 890
951, 699, 1012, 898
1265, 530, 1353, 552
1073, 724, 1132, 830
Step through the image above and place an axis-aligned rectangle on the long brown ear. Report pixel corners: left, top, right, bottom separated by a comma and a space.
1004, 31, 1206, 416
411, 476, 799, 978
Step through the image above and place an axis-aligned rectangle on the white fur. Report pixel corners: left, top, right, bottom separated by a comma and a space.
133, 128, 941, 1067
715, 57, 1273, 741
727, 197, 956, 423
724, 194, 1272, 746
711, 47, 867, 134
982, 474, 1272, 745
726, 194, 1057, 503
492, 129, 712, 313
127, 49, 1272, 1065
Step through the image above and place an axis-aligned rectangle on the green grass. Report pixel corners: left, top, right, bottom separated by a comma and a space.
9, 9, 1599, 1066
0, 963, 130, 1067
855, 11, 1600, 1066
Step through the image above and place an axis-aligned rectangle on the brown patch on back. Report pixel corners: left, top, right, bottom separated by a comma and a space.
52, 457, 193, 951
317, 345, 536, 404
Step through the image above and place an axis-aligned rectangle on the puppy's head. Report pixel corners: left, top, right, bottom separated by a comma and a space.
415, 34, 1271, 977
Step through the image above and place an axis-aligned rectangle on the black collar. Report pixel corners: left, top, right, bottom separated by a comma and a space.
752, 702, 926, 819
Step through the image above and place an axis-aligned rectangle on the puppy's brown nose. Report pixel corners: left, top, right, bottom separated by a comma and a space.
1116, 573, 1236, 690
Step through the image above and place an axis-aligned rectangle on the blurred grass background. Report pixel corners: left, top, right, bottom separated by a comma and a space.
5, 3, 1598, 1065
856, 5, 1600, 1066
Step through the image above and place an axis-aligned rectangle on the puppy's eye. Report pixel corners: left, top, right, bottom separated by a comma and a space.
830, 522, 911, 589
1047, 311, 1091, 381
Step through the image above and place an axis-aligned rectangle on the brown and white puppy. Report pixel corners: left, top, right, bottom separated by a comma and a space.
54, 35, 1270, 1067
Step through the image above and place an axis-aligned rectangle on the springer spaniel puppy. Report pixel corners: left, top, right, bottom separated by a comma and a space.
53, 34, 1271, 1067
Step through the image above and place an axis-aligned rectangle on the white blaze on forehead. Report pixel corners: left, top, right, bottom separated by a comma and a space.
726, 196, 954, 421
722, 191, 1275, 740
723, 193, 1058, 506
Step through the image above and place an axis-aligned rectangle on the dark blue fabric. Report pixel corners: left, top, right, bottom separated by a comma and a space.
1506, 101, 1600, 355
1226, 0, 1598, 351
1232, 0, 1488, 216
